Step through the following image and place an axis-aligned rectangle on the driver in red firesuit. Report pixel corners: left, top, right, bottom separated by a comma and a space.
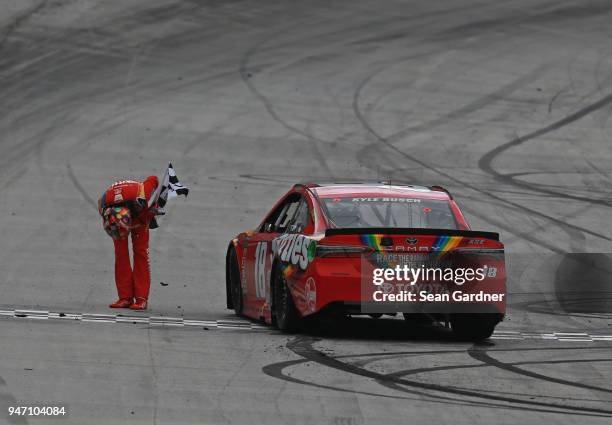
98, 176, 159, 310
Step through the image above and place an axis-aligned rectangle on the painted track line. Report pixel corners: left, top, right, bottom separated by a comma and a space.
0, 308, 610, 340
0, 308, 267, 331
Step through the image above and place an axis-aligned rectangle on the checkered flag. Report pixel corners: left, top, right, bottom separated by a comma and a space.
149, 163, 189, 211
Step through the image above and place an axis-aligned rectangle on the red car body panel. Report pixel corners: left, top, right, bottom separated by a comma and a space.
227, 183, 505, 325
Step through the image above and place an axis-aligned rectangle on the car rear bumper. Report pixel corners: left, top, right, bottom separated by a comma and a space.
297, 259, 505, 316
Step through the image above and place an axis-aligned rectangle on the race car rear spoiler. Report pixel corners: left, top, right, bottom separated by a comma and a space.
324, 228, 500, 241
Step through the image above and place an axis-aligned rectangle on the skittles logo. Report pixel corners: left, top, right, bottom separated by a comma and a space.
103, 206, 132, 240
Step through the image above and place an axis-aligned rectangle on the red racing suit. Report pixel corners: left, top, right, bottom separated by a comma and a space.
99, 176, 159, 301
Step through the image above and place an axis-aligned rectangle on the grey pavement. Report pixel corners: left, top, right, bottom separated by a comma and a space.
0, 0, 611, 424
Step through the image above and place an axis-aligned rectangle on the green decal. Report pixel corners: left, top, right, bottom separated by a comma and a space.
307, 240, 317, 262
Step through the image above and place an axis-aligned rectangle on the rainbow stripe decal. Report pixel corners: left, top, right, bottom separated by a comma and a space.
282, 263, 297, 279
432, 236, 463, 258
360, 234, 464, 258
360, 234, 384, 251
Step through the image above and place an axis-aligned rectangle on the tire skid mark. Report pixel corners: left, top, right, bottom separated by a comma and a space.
238, 26, 336, 179
382, 355, 612, 403
467, 345, 612, 395
0, 46, 135, 187
374, 379, 597, 416
66, 162, 97, 209
279, 336, 612, 417
262, 359, 441, 403
0, 0, 47, 51
262, 355, 551, 413
478, 92, 612, 208
182, 110, 251, 156
332, 344, 612, 360
492, 201, 587, 250
354, 97, 565, 250
245, 1, 475, 57
64, 113, 137, 211
510, 296, 612, 320
235, 5, 459, 182
548, 86, 569, 114
0, 111, 79, 185
373, 356, 612, 378
383, 63, 551, 142
352, 63, 599, 252
376, 375, 606, 408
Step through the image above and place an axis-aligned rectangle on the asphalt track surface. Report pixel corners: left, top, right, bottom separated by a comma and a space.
1, 0, 612, 424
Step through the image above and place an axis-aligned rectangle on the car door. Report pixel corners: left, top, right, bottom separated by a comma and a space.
242, 192, 303, 319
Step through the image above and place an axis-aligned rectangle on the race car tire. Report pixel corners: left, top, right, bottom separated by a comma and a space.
228, 248, 243, 315
273, 267, 301, 332
450, 314, 498, 341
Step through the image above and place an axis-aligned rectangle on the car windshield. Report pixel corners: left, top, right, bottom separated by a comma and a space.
321, 197, 457, 229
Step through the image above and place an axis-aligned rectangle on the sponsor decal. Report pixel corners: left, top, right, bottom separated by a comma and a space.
240, 251, 247, 291
486, 266, 497, 278
113, 180, 139, 186
113, 188, 124, 202
304, 277, 316, 313
254, 242, 267, 298
272, 234, 316, 270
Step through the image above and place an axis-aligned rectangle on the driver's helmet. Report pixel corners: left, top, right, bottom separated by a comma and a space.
327, 202, 361, 227
103, 206, 132, 240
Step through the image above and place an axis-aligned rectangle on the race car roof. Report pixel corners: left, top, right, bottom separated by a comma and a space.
303, 183, 452, 200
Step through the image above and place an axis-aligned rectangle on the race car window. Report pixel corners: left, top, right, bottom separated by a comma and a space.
276, 199, 300, 232
261, 193, 302, 233
321, 197, 458, 229
286, 199, 309, 233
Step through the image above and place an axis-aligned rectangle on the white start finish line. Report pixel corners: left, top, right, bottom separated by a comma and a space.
1, 308, 611, 341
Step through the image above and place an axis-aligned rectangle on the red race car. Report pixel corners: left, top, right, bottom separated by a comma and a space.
226, 183, 506, 339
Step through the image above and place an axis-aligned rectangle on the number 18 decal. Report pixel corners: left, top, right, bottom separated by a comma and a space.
255, 242, 267, 299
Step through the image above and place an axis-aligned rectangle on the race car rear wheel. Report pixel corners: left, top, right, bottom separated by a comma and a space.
273, 267, 300, 332
228, 249, 243, 315
450, 314, 499, 341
